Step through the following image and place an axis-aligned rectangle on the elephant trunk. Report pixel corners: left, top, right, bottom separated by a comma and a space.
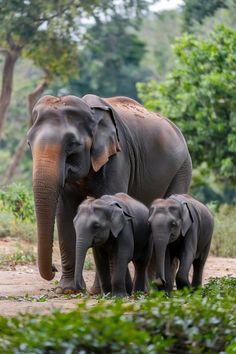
74, 237, 91, 290
153, 236, 168, 286
32, 144, 62, 281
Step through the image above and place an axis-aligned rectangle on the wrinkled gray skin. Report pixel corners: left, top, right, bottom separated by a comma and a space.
73, 193, 151, 297
149, 194, 214, 293
27, 94, 192, 293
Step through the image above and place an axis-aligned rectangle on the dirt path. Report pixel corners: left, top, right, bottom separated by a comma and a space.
1, 256, 236, 316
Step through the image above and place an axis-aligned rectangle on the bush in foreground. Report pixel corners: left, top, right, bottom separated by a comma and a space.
0, 277, 235, 353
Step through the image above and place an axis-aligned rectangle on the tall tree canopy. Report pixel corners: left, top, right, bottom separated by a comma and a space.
0, 0, 151, 135
182, 0, 227, 30
0, 0, 88, 134
68, 14, 147, 99
138, 25, 236, 184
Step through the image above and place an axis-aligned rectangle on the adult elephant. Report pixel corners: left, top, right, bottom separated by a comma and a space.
27, 94, 192, 293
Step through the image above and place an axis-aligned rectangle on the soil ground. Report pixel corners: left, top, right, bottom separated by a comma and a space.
0, 238, 236, 316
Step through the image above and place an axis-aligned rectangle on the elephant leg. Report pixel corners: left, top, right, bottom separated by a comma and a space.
56, 195, 81, 294
133, 240, 151, 293
165, 157, 192, 197
192, 242, 211, 288
176, 251, 194, 289
170, 257, 179, 287
110, 255, 130, 297
92, 247, 111, 294
133, 260, 146, 292
126, 267, 133, 295
89, 272, 102, 295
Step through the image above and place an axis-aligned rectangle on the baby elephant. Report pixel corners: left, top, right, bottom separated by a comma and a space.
148, 194, 214, 292
73, 193, 151, 297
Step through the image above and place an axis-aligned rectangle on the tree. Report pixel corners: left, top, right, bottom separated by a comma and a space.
0, 0, 154, 182
140, 9, 183, 81
182, 0, 227, 30
0, 5, 82, 183
0, 0, 86, 135
0, 0, 149, 136
137, 26, 236, 185
68, 14, 148, 100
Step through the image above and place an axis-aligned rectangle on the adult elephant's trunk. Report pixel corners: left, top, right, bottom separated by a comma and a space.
153, 237, 168, 287
32, 144, 62, 281
74, 237, 91, 290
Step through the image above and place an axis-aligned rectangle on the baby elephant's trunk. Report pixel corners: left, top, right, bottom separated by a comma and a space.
74, 237, 91, 290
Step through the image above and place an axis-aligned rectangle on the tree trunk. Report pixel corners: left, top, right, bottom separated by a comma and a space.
3, 136, 28, 185
0, 48, 19, 135
27, 79, 48, 126
3, 80, 48, 185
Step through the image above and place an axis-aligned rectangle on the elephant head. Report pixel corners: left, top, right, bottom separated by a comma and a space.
27, 95, 121, 281
148, 196, 193, 287
73, 197, 132, 290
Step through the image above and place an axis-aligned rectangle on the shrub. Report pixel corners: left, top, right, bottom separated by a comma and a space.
0, 246, 36, 267
0, 277, 235, 353
0, 211, 36, 243
0, 183, 35, 222
137, 25, 236, 185
210, 204, 236, 257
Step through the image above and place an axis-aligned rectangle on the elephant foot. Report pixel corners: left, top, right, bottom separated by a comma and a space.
112, 291, 128, 298
89, 273, 102, 295
54, 277, 82, 294
88, 285, 102, 295
55, 287, 78, 295
152, 278, 166, 291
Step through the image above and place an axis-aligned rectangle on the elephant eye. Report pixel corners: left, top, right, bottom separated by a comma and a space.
170, 220, 177, 228
91, 222, 101, 230
67, 140, 81, 151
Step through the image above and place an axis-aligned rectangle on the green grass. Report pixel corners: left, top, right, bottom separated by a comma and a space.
84, 249, 95, 271
0, 183, 35, 222
0, 277, 235, 354
210, 204, 236, 257
0, 246, 36, 267
0, 211, 36, 243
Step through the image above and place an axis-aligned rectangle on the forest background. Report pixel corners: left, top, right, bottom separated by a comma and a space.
0, 0, 236, 257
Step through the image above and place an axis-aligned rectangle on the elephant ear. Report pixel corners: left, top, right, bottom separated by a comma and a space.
181, 202, 194, 236
82, 94, 121, 172
110, 203, 132, 238
90, 106, 121, 172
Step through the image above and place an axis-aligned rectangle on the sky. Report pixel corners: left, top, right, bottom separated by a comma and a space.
150, 0, 184, 12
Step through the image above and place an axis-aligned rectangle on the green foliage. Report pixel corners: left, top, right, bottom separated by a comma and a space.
182, 0, 227, 30
84, 251, 95, 271
0, 211, 36, 242
210, 204, 236, 257
0, 183, 35, 222
186, 0, 236, 36
190, 162, 236, 204
140, 10, 183, 80
138, 25, 236, 184
0, 278, 235, 353
202, 276, 236, 297
0, 246, 36, 267
68, 14, 147, 99
24, 30, 80, 83
0, 0, 97, 47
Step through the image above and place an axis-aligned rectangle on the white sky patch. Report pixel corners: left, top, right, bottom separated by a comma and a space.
150, 0, 184, 12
